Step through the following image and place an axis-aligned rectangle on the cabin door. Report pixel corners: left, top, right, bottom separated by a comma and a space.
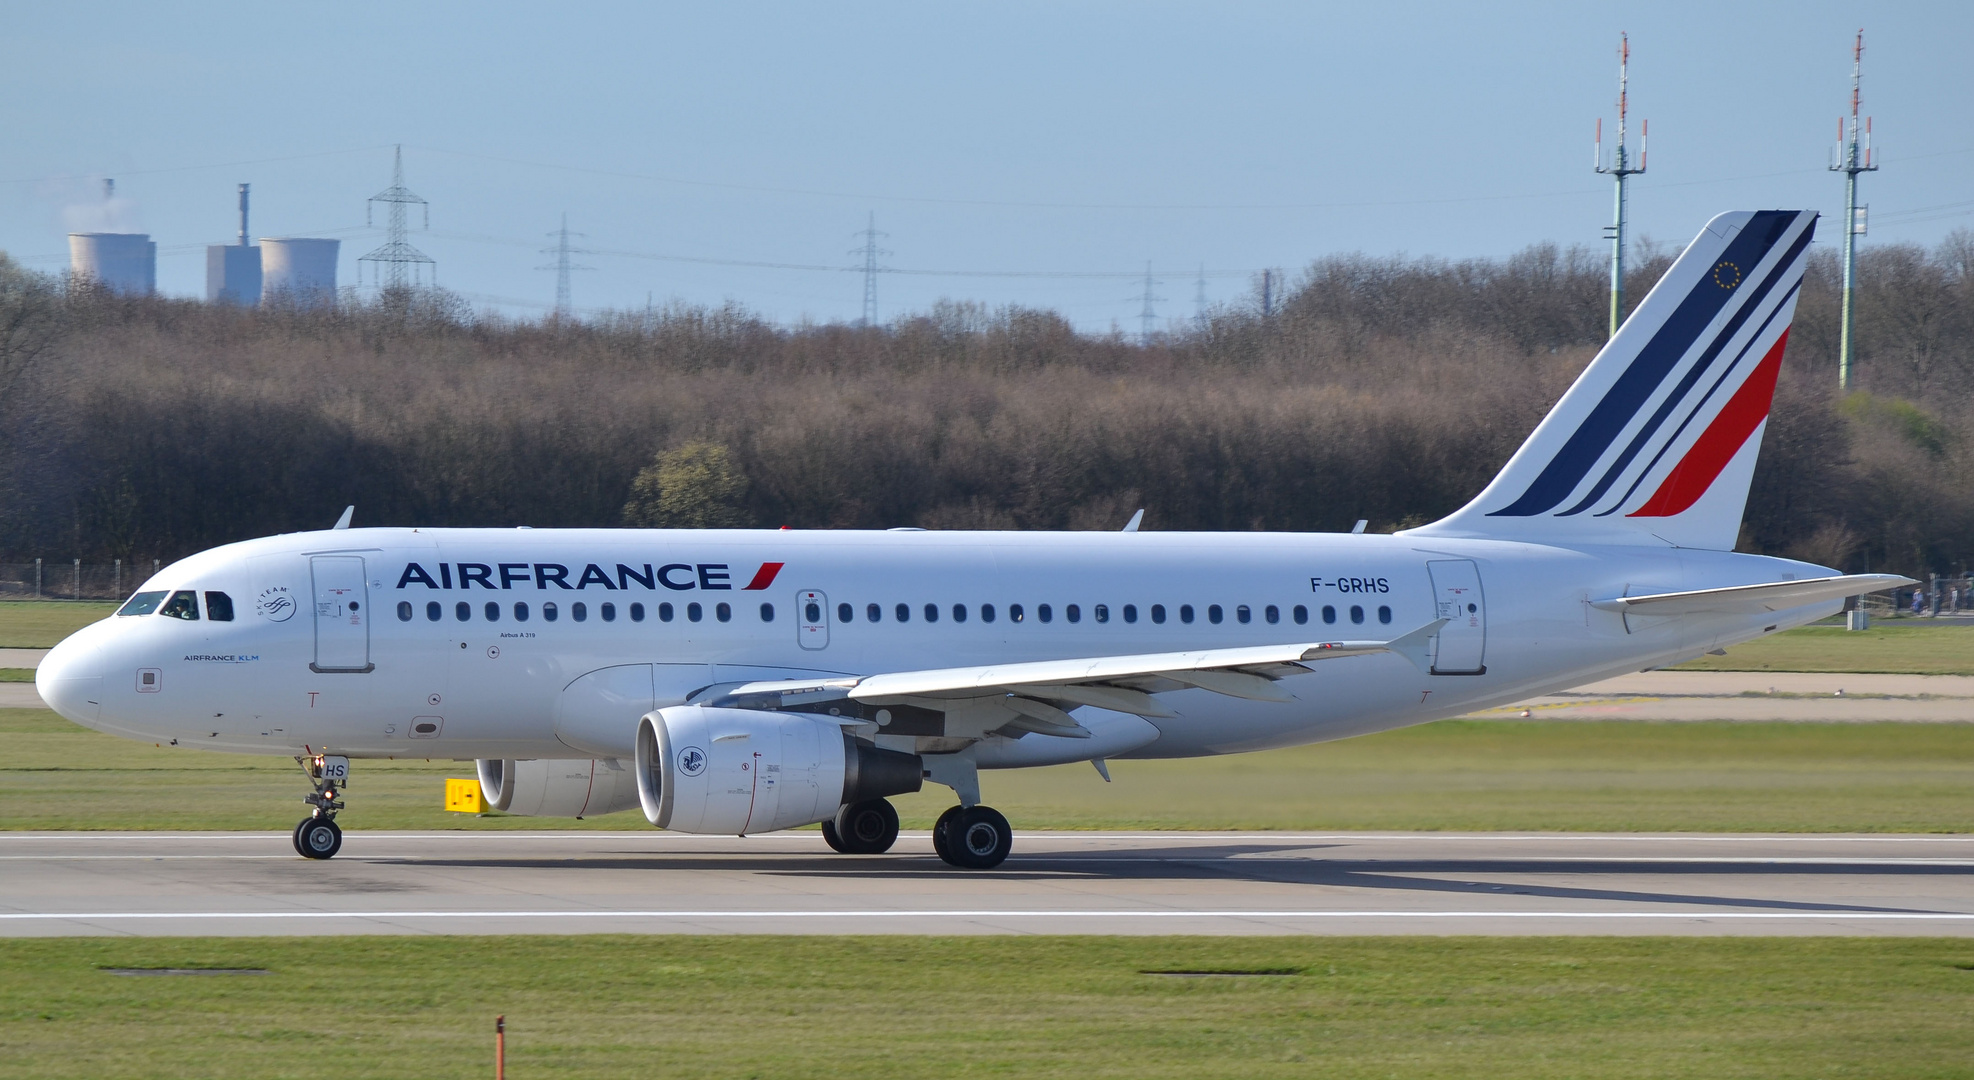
310, 555, 373, 673
1426, 559, 1486, 674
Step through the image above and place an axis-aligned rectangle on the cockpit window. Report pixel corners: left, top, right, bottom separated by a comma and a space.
117, 591, 168, 616
204, 592, 235, 621
159, 590, 201, 621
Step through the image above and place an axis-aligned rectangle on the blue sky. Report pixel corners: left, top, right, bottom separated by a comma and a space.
2, 1, 1967, 328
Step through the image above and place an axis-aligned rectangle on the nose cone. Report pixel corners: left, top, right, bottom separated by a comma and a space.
36, 634, 103, 724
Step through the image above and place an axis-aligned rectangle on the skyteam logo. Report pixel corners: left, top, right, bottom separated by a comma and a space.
677, 746, 708, 777
1486, 210, 1815, 521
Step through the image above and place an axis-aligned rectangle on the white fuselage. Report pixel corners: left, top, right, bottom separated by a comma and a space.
38, 526, 1838, 767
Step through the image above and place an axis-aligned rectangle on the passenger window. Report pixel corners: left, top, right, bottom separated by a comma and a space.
1350, 605, 1365, 624
160, 591, 200, 621
1037, 604, 1052, 623
660, 602, 674, 622
117, 591, 168, 616
543, 602, 558, 622
867, 603, 881, 623
1264, 604, 1278, 624
924, 603, 939, 624
514, 602, 530, 622
760, 603, 775, 622
205, 592, 235, 621
1207, 604, 1223, 624
981, 604, 996, 624
1237, 605, 1251, 624
687, 602, 703, 623
632, 602, 646, 622
484, 601, 500, 622
427, 601, 442, 622
1066, 604, 1080, 623
714, 602, 730, 623
953, 604, 967, 623
601, 602, 617, 622
1181, 604, 1195, 624
1093, 604, 1107, 623
456, 601, 471, 622
805, 601, 821, 623
1009, 604, 1022, 623
1151, 604, 1166, 625
1322, 605, 1337, 624
573, 601, 588, 622
895, 603, 910, 623
1123, 604, 1137, 624
1378, 605, 1392, 624
1293, 605, 1308, 625
837, 602, 853, 624
397, 601, 413, 622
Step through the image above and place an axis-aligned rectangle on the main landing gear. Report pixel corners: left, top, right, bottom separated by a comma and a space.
931, 804, 1013, 870
822, 798, 902, 854
292, 754, 348, 860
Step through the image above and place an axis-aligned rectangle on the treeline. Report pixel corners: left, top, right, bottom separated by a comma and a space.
0, 229, 1969, 578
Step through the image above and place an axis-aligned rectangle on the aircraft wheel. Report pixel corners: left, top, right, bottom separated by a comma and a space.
297, 816, 342, 860
834, 799, 900, 854
931, 805, 963, 864
820, 819, 849, 853
942, 806, 1012, 869
291, 818, 310, 857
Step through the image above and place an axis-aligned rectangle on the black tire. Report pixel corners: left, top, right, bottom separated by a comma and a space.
834, 799, 900, 854
820, 819, 849, 853
292, 818, 311, 857
931, 805, 963, 864
948, 806, 1012, 869
297, 816, 342, 860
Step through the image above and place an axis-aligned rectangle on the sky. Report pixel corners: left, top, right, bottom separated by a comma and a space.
2, 1, 1969, 330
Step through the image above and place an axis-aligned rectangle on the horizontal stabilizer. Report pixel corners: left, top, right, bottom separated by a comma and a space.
1590, 574, 1913, 616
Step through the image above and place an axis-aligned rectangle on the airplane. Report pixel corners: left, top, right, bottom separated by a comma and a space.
36, 209, 1909, 867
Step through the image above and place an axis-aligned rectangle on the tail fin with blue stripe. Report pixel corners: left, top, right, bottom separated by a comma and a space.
1408, 209, 1817, 550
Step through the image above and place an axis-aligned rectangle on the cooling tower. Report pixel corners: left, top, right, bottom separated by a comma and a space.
260, 238, 340, 307
68, 233, 156, 295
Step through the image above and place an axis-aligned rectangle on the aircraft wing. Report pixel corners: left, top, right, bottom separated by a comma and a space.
1589, 574, 1913, 616
713, 620, 1444, 736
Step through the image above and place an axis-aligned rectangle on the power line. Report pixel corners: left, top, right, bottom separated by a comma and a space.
359, 145, 436, 291
849, 212, 891, 326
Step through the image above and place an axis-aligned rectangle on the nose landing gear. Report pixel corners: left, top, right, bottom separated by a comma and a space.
293, 754, 348, 860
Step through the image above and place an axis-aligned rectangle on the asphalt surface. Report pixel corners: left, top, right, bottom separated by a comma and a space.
5, 830, 1973, 937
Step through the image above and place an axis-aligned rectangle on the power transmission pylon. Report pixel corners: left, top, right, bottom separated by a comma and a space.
1831, 29, 1878, 392
1133, 262, 1165, 346
1595, 33, 1647, 340
1194, 264, 1209, 333
359, 145, 435, 292
849, 212, 890, 327
536, 213, 594, 317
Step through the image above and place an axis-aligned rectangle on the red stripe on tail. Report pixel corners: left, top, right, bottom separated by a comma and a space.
1628, 329, 1789, 518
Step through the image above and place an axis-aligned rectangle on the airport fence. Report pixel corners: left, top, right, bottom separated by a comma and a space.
0, 561, 162, 603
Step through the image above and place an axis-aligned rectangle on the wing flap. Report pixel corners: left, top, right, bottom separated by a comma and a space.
1590, 574, 1913, 616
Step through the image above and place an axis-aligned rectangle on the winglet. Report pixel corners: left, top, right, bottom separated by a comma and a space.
1121, 509, 1144, 533
332, 506, 355, 530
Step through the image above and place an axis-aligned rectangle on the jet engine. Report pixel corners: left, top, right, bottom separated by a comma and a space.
475, 757, 642, 818
635, 705, 922, 834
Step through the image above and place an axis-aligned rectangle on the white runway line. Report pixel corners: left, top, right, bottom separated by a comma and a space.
6, 910, 1973, 922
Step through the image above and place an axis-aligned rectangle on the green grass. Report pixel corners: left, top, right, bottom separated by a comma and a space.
0, 600, 116, 648
0, 668, 31, 682
7, 708, 1974, 832
3, 936, 1972, 1079
1677, 620, 1974, 675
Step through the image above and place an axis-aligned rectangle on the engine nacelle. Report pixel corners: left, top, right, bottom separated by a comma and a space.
635, 705, 922, 834
475, 757, 642, 818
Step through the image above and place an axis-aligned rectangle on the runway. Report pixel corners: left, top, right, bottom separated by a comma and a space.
5, 830, 1974, 937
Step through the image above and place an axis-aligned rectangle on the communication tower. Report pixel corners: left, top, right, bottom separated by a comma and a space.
1831, 29, 1878, 391
537, 213, 593, 317
359, 146, 435, 291
1594, 33, 1647, 340
849, 212, 890, 327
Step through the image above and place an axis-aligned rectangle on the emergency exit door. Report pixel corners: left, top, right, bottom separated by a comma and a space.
1426, 559, 1486, 674
796, 590, 830, 650
311, 555, 373, 673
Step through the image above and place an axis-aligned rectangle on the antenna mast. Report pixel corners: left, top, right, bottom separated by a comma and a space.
1831, 29, 1877, 391
1595, 33, 1647, 340
359, 145, 435, 292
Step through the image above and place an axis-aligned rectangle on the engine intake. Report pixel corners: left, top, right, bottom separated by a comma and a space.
475, 757, 642, 818
635, 705, 922, 834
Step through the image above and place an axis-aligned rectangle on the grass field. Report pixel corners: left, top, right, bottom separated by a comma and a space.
0, 600, 115, 648
0, 668, 31, 682
7, 707, 1973, 833
3, 935, 1972, 1079
1676, 620, 1974, 674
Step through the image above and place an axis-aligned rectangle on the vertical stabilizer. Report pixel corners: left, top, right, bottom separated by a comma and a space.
1407, 210, 1816, 550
